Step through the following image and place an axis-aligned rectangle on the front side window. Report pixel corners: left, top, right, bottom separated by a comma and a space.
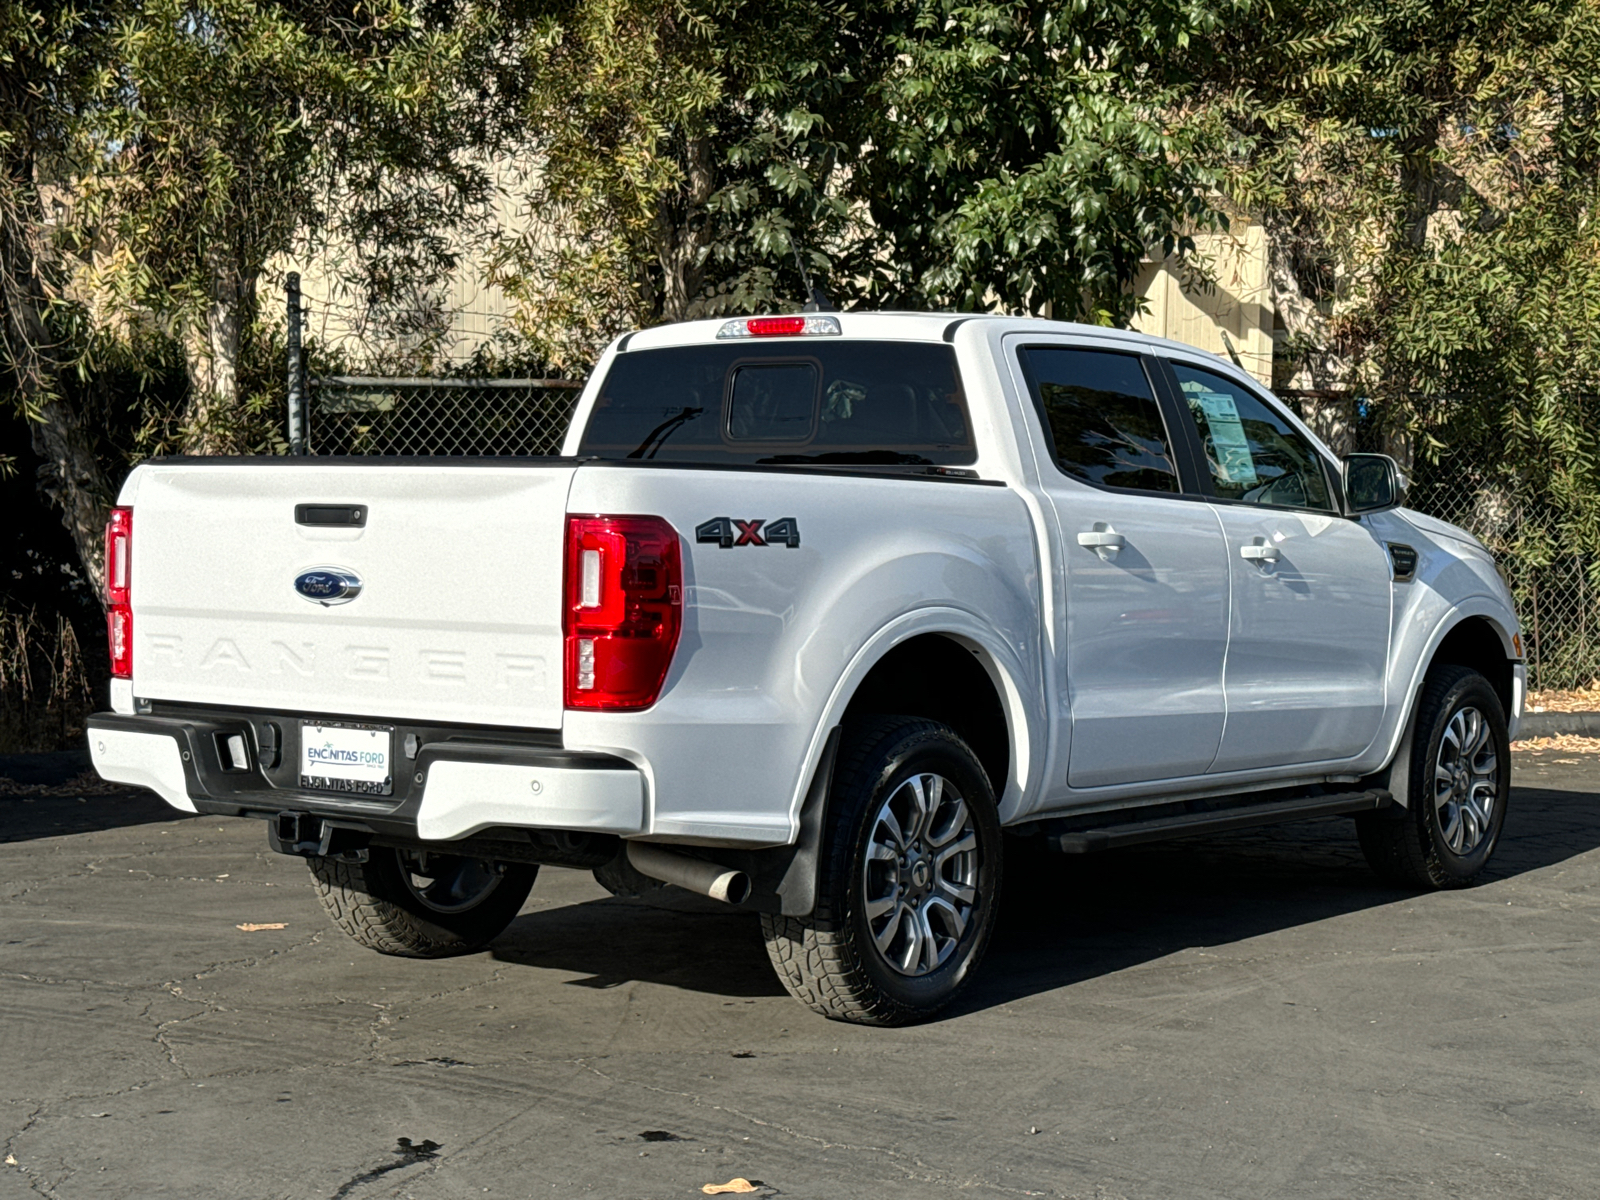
578, 341, 974, 466
1018, 347, 1179, 493
1171, 362, 1333, 512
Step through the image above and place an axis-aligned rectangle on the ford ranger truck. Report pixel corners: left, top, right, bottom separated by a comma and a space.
88, 312, 1525, 1025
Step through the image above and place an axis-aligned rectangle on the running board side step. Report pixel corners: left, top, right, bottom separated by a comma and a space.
1055, 790, 1393, 854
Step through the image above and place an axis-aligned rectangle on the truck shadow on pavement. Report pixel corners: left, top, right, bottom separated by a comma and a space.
493, 895, 787, 997
953, 779, 1600, 1017
493, 778, 1600, 1012
0, 751, 192, 843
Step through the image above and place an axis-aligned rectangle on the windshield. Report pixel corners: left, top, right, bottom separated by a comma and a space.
577, 341, 975, 467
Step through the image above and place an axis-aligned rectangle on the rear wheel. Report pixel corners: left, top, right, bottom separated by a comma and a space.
308, 847, 537, 957
1357, 664, 1510, 889
761, 716, 1002, 1025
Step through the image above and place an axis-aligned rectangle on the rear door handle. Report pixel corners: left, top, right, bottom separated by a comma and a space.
1077, 528, 1125, 562
1240, 542, 1280, 563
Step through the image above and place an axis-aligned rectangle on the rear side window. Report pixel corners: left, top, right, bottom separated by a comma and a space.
1018, 347, 1179, 493
579, 341, 974, 466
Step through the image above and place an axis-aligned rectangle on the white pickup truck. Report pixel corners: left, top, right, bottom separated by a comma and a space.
89, 312, 1524, 1025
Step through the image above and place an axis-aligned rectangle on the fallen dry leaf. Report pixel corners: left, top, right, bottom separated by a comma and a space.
1512, 734, 1600, 754
702, 1180, 761, 1195
236, 922, 287, 932
4, 1153, 16, 1165
1526, 687, 1600, 713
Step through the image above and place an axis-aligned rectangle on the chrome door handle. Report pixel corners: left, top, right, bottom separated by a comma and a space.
1077, 530, 1126, 549
1240, 542, 1280, 563
1077, 528, 1125, 562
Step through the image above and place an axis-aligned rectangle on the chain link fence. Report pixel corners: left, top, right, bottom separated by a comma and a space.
302, 372, 1597, 693
307, 376, 583, 457
1286, 395, 1598, 694
1406, 440, 1597, 694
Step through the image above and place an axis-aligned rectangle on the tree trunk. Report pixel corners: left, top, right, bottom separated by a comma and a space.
28, 398, 113, 597
654, 136, 714, 323
0, 203, 114, 597
1263, 219, 1356, 455
180, 249, 256, 455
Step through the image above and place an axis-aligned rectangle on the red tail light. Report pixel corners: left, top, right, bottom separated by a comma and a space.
564, 515, 682, 710
105, 506, 133, 679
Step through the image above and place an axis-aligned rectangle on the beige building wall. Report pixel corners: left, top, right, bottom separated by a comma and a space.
1129, 223, 1274, 386
271, 185, 1278, 381
266, 156, 528, 372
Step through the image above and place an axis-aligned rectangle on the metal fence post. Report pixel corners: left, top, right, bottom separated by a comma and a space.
286, 273, 307, 455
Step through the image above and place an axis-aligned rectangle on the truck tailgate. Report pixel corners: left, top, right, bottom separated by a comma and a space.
124, 461, 576, 729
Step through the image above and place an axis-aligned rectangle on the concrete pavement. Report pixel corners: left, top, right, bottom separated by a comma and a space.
2, 749, 1597, 1199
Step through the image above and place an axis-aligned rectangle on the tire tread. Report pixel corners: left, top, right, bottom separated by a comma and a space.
307, 853, 533, 958
761, 715, 993, 1026
1357, 663, 1507, 890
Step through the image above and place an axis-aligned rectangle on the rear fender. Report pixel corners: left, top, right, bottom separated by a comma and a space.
735, 610, 1041, 917
790, 607, 1044, 830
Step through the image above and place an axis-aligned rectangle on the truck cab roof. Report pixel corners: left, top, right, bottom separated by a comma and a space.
615, 310, 1248, 375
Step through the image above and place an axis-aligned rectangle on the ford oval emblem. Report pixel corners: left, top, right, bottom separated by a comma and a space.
294, 567, 363, 606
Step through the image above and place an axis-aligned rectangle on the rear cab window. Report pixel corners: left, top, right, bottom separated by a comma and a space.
578, 341, 975, 467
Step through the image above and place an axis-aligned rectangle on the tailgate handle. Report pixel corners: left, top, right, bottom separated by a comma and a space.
295, 503, 366, 527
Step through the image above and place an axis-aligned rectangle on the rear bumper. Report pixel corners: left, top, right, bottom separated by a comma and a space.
85, 709, 644, 843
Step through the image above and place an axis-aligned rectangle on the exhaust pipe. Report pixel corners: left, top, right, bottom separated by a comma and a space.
626, 842, 751, 906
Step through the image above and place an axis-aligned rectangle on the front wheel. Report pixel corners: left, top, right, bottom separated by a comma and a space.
762, 716, 1002, 1025
308, 847, 537, 957
1357, 663, 1510, 889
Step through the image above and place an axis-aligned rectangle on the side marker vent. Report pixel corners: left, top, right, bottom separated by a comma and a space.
1387, 542, 1419, 583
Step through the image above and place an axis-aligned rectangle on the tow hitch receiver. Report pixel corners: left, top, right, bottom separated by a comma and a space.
267, 811, 370, 862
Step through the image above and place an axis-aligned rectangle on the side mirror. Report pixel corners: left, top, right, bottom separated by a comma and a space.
1343, 453, 1407, 515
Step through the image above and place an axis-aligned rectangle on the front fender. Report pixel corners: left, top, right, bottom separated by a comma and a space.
1379, 595, 1524, 791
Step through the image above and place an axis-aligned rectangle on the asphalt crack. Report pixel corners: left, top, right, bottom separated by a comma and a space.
3, 1105, 65, 1200
327, 1137, 441, 1200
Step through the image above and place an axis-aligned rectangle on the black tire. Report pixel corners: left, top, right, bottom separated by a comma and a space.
761, 716, 1002, 1025
1357, 664, 1510, 889
308, 847, 537, 957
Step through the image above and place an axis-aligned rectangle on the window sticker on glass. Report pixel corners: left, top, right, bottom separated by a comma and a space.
1188, 387, 1258, 486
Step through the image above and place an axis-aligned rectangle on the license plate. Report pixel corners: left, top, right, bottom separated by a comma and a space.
299, 723, 394, 795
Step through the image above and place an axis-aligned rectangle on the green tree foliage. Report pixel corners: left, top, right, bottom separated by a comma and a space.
6, 0, 1600, 621
480, 0, 876, 367
1195, 0, 1600, 559
81, 0, 494, 452
852, 0, 1241, 320
0, 3, 124, 587
484, 0, 1247, 364
1, 0, 503, 594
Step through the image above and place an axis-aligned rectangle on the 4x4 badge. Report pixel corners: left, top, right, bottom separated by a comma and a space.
695, 517, 801, 548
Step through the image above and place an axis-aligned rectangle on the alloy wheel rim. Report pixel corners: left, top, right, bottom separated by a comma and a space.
398, 849, 502, 914
1434, 705, 1499, 856
861, 772, 980, 977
